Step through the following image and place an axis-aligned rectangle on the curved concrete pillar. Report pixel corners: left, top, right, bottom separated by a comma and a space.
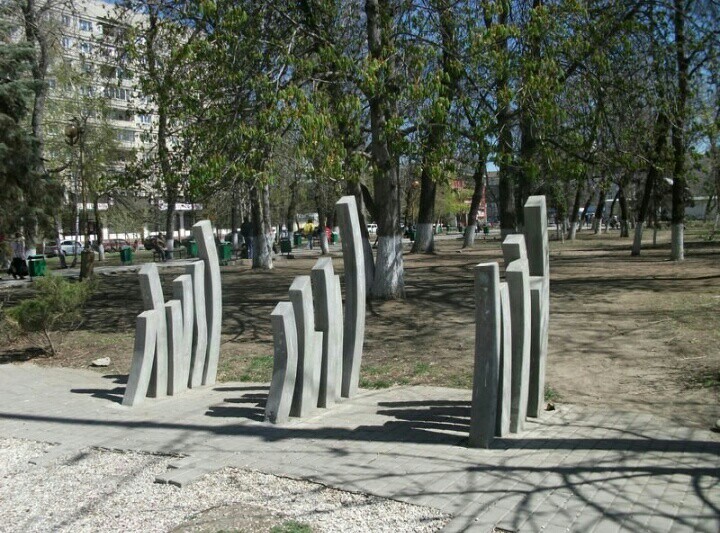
165, 300, 184, 395
138, 263, 167, 398
311, 258, 342, 408
122, 309, 160, 407
192, 220, 222, 386
289, 276, 322, 417
185, 261, 208, 388
497, 282, 512, 437
505, 258, 531, 434
173, 274, 194, 391
335, 196, 366, 398
265, 302, 298, 424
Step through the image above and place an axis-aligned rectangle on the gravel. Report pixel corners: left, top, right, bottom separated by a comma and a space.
0, 437, 448, 532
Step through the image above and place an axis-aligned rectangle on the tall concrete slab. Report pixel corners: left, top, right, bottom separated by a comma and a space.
265, 302, 298, 424
469, 263, 501, 449
173, 274, 194, 391
289, 276, 322, 417
505, 258, 531, 434
122, 310, 159, 407
138, 263, 167, 398
528, 276, 549, 417
185, 261, 207, 388
193, 220, 222, 386
165, 300, 184, 395
332, 274, 344, 400
497, 282, 512, 437
311, 258, 341, 408
524, 195, 550, 419
335, 196, 366, 398
523, 196, 549, 280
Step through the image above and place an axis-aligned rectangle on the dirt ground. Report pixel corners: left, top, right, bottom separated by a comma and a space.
2, 225, 718, 429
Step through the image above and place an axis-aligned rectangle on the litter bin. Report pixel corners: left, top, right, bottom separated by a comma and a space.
293, 233, 303, 246
408, 230, 416, 242
280, 237, 292, 254
28, 255, 46, 277
119, 247, 134, 265
185, 240, 198, 258
331, 232, 339, 244
218, 242, 232, 264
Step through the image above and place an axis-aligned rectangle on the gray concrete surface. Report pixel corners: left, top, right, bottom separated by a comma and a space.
1, 364, 717, 533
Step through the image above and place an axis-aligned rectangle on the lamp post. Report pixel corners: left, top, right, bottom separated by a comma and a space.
65, 118, 93, 280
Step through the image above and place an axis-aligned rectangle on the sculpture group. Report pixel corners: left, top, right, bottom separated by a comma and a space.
122, 220, 222, 406
469, 195, 550, 448
265, 196, 366, 423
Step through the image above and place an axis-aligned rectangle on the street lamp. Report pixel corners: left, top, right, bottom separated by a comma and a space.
65, 117, 93, 279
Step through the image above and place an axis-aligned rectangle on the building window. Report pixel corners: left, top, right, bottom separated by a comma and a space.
80, 86, 94, 97
138, 114, 151, 124
105, 86, 129, 101
79, 19, 93, 32
116, 129, 135, 143
79, 41, 93, 54
62, 15, 72, 27
61, 37, 73, 49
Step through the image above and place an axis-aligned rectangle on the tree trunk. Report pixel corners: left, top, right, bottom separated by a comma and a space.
619, 185, 630, 237
412, 170, 436, 253
365, 0, 403, 299
567, 180, 583, 240
463, 160, 485, 248
286, 175, 298, 232
317, 203, 329, 255
347, 180, 375, 292
670, 0, 687, 261
93, 198, 105, 261
592, 189, 606, 234
250, 183, 273, 269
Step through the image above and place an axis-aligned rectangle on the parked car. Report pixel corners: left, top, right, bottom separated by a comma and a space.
48, 240, 84, 256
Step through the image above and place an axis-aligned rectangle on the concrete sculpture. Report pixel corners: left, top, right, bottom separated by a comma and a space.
497, 282, 513, 437
289, 276, 322, 417
335, 196, 366, 398
185, 261, 208, 388
311, 258, 342, 408
470, 263, 501, 448
122, 310, 160, 407
138, 263, 168, 398
173, 275, 194, 389
265, 302, 299, 424
193, 220, 222, 386
165, 300, 185, 396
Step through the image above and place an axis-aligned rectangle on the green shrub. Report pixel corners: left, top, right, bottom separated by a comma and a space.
0, 299, 21, 344
8, 275, 95, 356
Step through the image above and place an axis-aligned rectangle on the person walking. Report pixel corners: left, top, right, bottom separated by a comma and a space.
8, 232, 28, 279
303, 218, 315, 250
240, 218, 254, 259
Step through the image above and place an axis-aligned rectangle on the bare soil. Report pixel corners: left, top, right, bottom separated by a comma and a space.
2, 226, 718, 429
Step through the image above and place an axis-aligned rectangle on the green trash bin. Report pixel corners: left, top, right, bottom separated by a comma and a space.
119, 247, 134, 265
331, 232, 339, 244
218, 242, 232, 264
294, 233, 303, 246
280, 237, 292, 254
185, 240, 198, 258
28, 255, 46, 277
408, 230, 416, 242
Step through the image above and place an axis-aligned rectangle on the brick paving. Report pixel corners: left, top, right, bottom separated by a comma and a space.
0, 364, 718, 532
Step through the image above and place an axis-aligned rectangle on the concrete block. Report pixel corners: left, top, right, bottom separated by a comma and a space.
265, 302, 298, 424
173, 274, 194, 392
528, 276, 549, 417
122, 310, 159, 407
335, 196, 366, 398
469, 262, 501, 449
497, 281, 512, 437
138, 263, 167, 398
501, 234, 528, 266
332, 275, 344, 400
165, 300, 184, 396
193, 220, 222, 386
185, 261, 208, 388
311, 258, 342, 408
505, 258, 531, 434
289, 276, 322, 417
523, 195, 549, 280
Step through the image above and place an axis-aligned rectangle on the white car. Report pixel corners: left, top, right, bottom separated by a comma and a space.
367, 223, 378, 234
58, 240, 84, 255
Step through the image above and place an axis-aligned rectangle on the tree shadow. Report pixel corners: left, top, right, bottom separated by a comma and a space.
0, 347, 48, 364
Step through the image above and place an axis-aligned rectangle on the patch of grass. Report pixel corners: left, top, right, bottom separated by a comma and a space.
270, 520, 312, 533
545, 384, 561, 402
413, 362, 431, 376
360, 377, 393, 389
239, 355, 274, 382
686, 367, 720, 390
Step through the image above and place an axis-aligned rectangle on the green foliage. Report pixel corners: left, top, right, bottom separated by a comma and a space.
8, 275, 95, 356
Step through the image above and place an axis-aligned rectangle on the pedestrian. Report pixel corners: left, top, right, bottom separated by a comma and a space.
303, 218, 315, 250
240, 217, 254, 259
8, 232, 28, 279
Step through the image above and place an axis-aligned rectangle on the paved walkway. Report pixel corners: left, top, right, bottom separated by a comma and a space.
0, 364, 717, 532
